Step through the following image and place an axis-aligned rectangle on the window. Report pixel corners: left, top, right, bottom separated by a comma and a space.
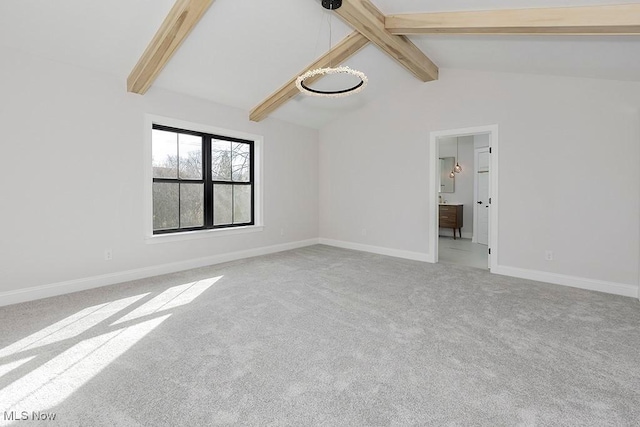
152, 124, 254, 234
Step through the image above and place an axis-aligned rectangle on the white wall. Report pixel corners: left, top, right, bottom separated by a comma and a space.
2, 46, 638, 301
319, 68, 640, 295
0, 46, 319, 298
438, 136, 474, 238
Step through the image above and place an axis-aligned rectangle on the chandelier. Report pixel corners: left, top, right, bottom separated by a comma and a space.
296, 0, 368, 98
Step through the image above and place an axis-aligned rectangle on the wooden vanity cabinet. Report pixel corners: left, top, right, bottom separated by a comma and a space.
439, 204, 463, 239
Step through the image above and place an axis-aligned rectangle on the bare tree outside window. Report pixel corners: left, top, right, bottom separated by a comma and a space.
152, 125, 253, 234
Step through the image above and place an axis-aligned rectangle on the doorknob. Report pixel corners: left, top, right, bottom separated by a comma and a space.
477, 201, 483, 204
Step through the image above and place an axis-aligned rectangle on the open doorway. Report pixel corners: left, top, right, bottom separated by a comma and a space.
428, 125, 499, 271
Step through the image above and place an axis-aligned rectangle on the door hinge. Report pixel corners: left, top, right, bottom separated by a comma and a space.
488, 248, 491, 255
489, 197, 492, 204
489, 147, 492, 154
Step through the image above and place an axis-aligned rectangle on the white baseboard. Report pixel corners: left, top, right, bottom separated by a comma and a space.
0, 239, 320, 308
318, 238, 636, 298
4, 238, 635, 307
438, 230, 472, 240
492, 265, 638, 298
318, 238, 429, 262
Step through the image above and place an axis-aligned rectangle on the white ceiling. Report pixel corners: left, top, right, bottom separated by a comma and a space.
1, 0, 640, 129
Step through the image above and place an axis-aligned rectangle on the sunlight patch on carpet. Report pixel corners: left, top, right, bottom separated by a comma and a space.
111, 277, 221, 326
0, 356, 36, 380
0, 314, 170, 423
0, 294, 148, 358
0, 276, 222, 420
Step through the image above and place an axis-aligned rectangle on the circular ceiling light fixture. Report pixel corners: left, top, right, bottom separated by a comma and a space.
296, 0, 368, 98
296, 66, 367, 98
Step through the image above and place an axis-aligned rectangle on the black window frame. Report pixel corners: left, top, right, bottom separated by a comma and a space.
152, 124, 255, 235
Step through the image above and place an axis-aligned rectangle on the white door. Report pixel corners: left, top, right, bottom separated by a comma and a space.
474, 148, 490, 246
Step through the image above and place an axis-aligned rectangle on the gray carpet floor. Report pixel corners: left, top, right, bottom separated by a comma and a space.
0, 245, 639, 426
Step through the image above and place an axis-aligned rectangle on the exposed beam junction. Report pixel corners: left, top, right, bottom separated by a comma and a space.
335, 0, 438, 82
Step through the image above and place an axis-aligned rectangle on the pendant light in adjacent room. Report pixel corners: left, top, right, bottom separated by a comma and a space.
454, 137, 463, 173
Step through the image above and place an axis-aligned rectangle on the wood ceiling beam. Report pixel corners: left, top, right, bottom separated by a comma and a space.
335, 0, 438, 82
249, 31, 369, 122
127, 0, 215, 94
385, 4, 640, 35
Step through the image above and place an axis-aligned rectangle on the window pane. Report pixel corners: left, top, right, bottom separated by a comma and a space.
212, 140, 231, 181
233, 185, 251, 224
179, 134, 202, 180
152, 130, 177, 178
180, 183, 204, 228
153, 183, 179, 230
213, 184, 232, 225
232, 143, 250, 182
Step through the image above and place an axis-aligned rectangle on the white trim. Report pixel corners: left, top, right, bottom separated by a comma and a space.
0, 239, 320, 308
145, 225, 263, 244
489, 129, 498, 271
318, 237, 637, 298
438, 231, 473, 240
473, 147, 479, 243
473, 147, 490, 245
462, 232, 474, 240
492, 265, 638, 298
428, 125, 499, 270
318, 238, 429, 262
143, 114, 265, 242
429, 133, 438, 263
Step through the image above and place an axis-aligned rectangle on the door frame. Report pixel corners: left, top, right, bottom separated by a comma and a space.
428, 124, 499, 271
473, 147, 490, 245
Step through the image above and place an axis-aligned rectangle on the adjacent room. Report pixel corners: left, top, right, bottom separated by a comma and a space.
1, 0, 639, 425
437, 133, 490, 270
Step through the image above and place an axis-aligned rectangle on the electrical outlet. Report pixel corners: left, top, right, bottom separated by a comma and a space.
545, 250, 553, 261
104, 249, 113, 261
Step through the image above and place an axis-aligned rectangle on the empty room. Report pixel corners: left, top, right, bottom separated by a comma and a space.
1, 0, 640, 425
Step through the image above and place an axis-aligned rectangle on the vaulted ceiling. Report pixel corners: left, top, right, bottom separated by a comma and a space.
1, 0, 640, 129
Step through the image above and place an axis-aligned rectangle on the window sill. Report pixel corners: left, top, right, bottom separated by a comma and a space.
145, 225, 264, 245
